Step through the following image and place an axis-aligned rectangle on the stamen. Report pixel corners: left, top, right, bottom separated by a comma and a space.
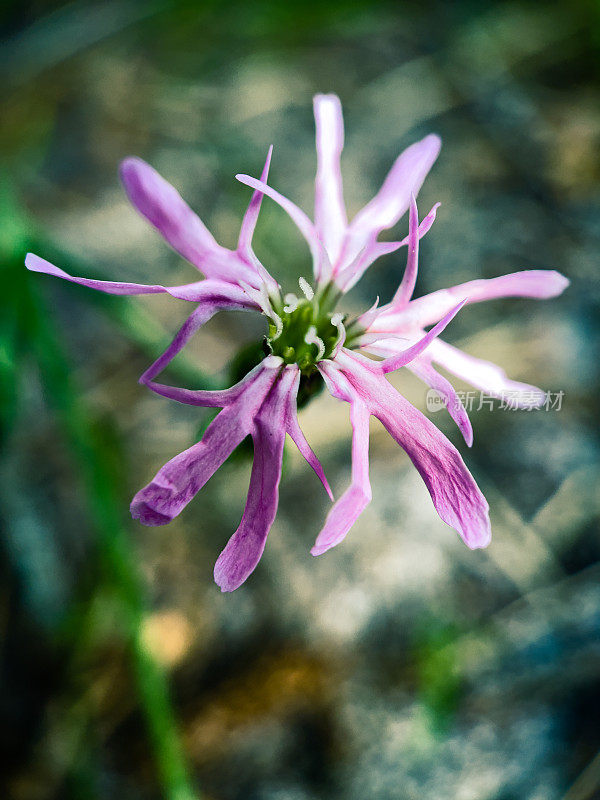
298, 277, 314, 301
304, 325, 326, 361
330, 312, 347, 358
283, 293, 299, 313
270, 313, 284, 340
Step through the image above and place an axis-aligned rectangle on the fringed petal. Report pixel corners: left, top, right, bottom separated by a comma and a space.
427, 339, 547, 407
131, 359, 281, 526
335, 350, 491, 549
408, 357, 474, 447
213, 365, 296, 591
120, 157, 262, 286
312, 364, 371, 555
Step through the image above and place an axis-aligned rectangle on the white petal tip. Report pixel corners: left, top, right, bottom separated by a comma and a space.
463, 526, 492, 550
547, 272, 570, 296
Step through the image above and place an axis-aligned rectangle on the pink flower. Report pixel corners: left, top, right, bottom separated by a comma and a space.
25, 94, 567, 591
237, 94, 569, 447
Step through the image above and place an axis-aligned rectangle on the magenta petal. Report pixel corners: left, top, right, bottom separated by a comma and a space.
131, 360, 280, 526
146, 358, 281, 408
312, 367, 371, 555
25, 253, 168, 295
336, 351, 491, 549
120, 157, 220, 268
164, 280, 250, 304
408, 357, 474, 447
313, 93, 347, 264
284, 370, 333, 500
130, 405, 249, 525
120, 157, 258, 286
213, 366, 296, 592
405, 269, 570, 328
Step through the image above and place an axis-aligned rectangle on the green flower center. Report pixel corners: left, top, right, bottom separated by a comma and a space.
266, 283, 345, 375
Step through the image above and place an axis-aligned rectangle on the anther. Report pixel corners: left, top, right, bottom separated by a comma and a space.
330, 313, 347, 358
283, 293, 299, 313
298, 277, 314, 301
304, 325, 326, 361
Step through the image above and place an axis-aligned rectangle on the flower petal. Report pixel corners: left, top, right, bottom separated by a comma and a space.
139, 281, 258, 387
284, 370, 333, 500
314, 93, 347, 265
408, 357, 474, 446
312, 365, 371, 555
120, 157, 259, 286
214, 366, 296, 591
337, 202, 441, 293
396, 202, 441, 248
236, 174, 332, 284
398, 269, 570, 329
131, 359, 281, 526
336, 350, 491, 549
237, 146, 273, 255
379, 300, 465, 373
342, 133, 441, 265
26, 253, 166, 295
145, 357, 282, 408
390, 194, 420, 307
426, 339, 547, 407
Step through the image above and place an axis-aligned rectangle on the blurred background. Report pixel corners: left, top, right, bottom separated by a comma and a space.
1, 1, 599, 798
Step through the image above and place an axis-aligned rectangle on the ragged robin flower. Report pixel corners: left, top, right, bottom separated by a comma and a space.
25, 94, 568, 591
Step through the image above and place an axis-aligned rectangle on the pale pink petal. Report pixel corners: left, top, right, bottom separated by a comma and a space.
284, 370, 333, 500
336, 202, 440, 293
237, 146, 273, 254
337, 347, 383, 374
390, 194, 420, 307
214, 366, 296, 592
236, 174, 332, 284
408, 357, 473, 447
139, 282, 258, 386
24, 254, 260, 306
427, 339, 547, 407
380, 301, 465, 373
356, 296, 381, 329
311, 365, 371, 555
336, 350, 491, 549
120, 157, 259, 286
26, 253, 167, 296
400, 270, 570, 328
314, 93, 347, 264
334, 235, 389, 293
396, 202, 441, 247
131, 360, 281, 526
341, 134, 441, 266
